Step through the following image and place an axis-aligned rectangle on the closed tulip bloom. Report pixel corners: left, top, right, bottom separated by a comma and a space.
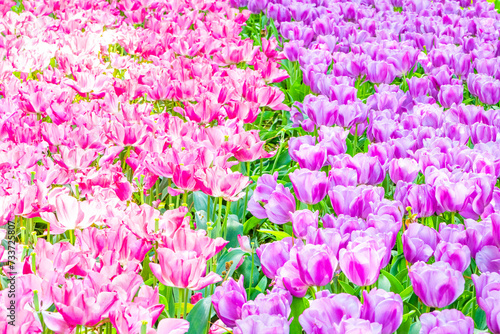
388, 158, 420, 183
402, 223, 441, 263
439, 223, 467, 245
302, 94, 338, 127
409, 261, 465, 308
435, 180, 471, 214
297, 244, 337, 287
291, 209, 319, 239
438, 84, 463, 108
394, 182, 437, 217
295, 144, 327, 171
407, 77, 430, 98
366, 61, 397, 84
299, 291, 362, 332
477, 78, 500, 106
233, 314, 291, 334
329, 84, 358, 105
256, 238, 293, 279
264, 184, 296, 225
306, 227, 348, 258
434, 241, 471, 273
328, 167, 358, 187
241, 288, 292, 319
471, 123, 498, 145
329, 185, 385, 219
476, 245, 500, 274
149, 248, 222, 290
318, 126, 349, 156
336, 318, 383, 334
289, 169, 328, 205
420, 309, 474, 334
472, 272, 500, 310
288, 136, 316, 162
465, 218, 495, 257
339, 240, 387, 287
360, 288, 403, 334
212, 277, 247, 328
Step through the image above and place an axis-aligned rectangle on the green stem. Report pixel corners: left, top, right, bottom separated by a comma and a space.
248, 248, 255, 291
167, 179, 171, 208
69, 229, 75, 246
207, 196, 211, 224
183, 288, 189, 319
242, 161, 251, 227
271, 137, 283, 174
182, 191, 188, 206
352, 124, 358, 156
450, 212, 455, 224
222, 201, 232, 241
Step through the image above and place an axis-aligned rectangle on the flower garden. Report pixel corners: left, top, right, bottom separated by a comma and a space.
2, 0, 500, 333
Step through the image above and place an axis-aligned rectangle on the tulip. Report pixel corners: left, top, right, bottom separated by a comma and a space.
212, 276, 247, 328
438, 84, 463, 108
241, 288, 292, 319
294, 144, 328, 171
256, 238, 293, 279
406, 76, 430, 98
264, 184, 296, 225
434, 241, 471, 273
439, 223, 467, 245
402, 223, 441, 263
409, 261, 465, 308
472, 272, 500, 310
465, 218, 495, 257
296, 244, 337, 287
476, 245, 500, 274
306, 227, 348, 258
302, 94, 338, 127
149, 248, 222, 290
365, 60, 397, 84
336, 318, 383, 334
388, 158, 420, 183
233, 314, 291, 334
299, 291, 362, 332
420, 309, 474, 334
289, 169, 328, 205
156, 318, 190, 334
360, 288, 403, 334
339, 240, 387, 287
291, 209, 318, 239
196, 166, 251, 202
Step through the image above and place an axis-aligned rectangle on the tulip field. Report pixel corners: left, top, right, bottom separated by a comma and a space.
3, 0, 500, 333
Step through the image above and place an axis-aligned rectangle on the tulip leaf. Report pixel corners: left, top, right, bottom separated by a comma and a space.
381, 270, 404, 294
141, 253, 152, 281
225, 215, 243, 248
186, 296, 212, 334
403, 301, 421, 318
289, 297, 309, 334
338, 280, 357, 296
256, 276, 268, 293
235, 256, 260, 290
216, 249, 246, 277
400, 285, 414, 302
474, 308, 488, 330
243, 216, 262, 234
257, 229, 291, 240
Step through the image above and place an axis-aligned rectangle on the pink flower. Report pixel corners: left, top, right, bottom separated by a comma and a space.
149, 248, 222, 290
196, 166, 251, 201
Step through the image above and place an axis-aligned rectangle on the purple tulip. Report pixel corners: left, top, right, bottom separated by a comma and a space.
472, 272, 500, 310
302, 94, 338, 127
388, 158, 420, 183
294, 144, 328, 171
336, 318, 383, 334
465, 218, 495, 258
288, 136, 316, 162
299, 291, 362, 332
327, 167, 358, 187
365, 60, 397, 84
267, 4, 292, 24
279, 243, 309, 298
247, 172, 279, 219
290, 209, 318, 239
438, 84, 463, 108
318, 126, 349, 156
322, 214, 367, 236
212, 276, 247, 328
402, 223, 441, 263
233, 314, 291, 334
478, 77, 500, 106
350, 230, 395, 268
407, 77, 430, 98
241, 289, 291, 319
434, 241, 471, 273
329, 84, 358, 105
420, 309, 474, 334
335, 101, 368, 128
409, 261, 465, 308
289, 169, 328, 205
330, 154, 386, 186
471, 123, 498, 145
297, 244, 337, 287
264, 184, 296, 225
434, 180, 471, 214
367, 116, 398, 143
476, 245, 500, 274
256, 238, 293, 279
439, 223, 467, 245
306, 227, 348, 258
360, 288, 403, 334
339, 239, 387, 287
247, 0, 268, 13
329, 185, 385, 219
280, 22, 314, 48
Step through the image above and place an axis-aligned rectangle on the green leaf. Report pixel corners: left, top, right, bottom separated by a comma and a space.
289, 297, 309, 334
338, 280, 356, 296
225, 215, 243, 248
381, 270, 404, 294
256, 276, 268, 292
244, 216, 262, 234
257, 229, 291, 241
141, 253, 152, 281
235, 256, 260, 289
216, 249, 246, 276
397, 317, 411, 334
186, 296, 212, 334
400, 285, 414, 302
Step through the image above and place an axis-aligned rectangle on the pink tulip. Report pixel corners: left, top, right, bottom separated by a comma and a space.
150, 248, 222, 290
196, 166, 251, 201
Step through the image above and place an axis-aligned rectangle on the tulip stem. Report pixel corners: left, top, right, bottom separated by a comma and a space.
207, 196, 211, 224
69, 229, 75, 245
248, 245, 255, 291
222, 201, 232, 241
352, 124, 358, 156
271, 136, 284, 175
242, 161, 251, 227
183, 191, 188, 206
450, 212, 455, 224
308, 286, 316, 299
47, 222, 51, 244
183, 288, 189, 319
178, 288, 183, 319
216, 197, 223, 230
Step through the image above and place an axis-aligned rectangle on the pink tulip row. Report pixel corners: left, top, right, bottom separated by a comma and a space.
0, 0, 289, 333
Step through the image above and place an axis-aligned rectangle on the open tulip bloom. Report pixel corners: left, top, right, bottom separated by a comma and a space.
4, 0, 500, 333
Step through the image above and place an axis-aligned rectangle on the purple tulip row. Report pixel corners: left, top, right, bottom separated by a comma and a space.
214, 0, 500, 333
